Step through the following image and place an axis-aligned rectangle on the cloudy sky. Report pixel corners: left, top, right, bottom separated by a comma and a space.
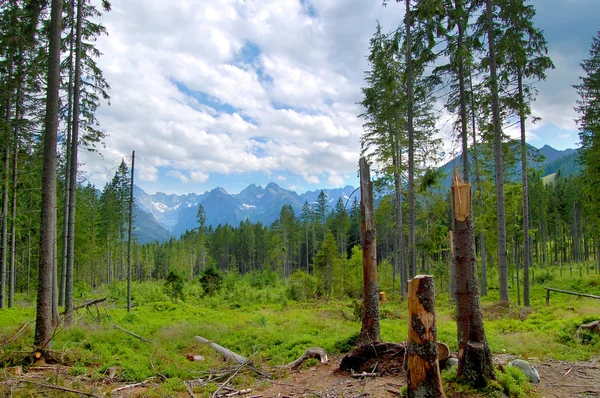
81, 0, 600, 195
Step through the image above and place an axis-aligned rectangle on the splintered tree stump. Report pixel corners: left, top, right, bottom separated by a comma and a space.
407, 275, 446, 398
358, 157, 380, 346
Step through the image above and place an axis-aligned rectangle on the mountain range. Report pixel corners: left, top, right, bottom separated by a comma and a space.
132, 144, 579, 244
133, 183, 357, 243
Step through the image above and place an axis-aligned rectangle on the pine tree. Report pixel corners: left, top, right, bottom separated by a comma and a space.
575, 31, 600, 272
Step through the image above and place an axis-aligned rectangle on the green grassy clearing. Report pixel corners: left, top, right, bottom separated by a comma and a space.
1, 263, 599, 396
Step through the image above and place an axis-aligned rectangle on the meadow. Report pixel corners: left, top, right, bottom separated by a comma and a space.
1, 263, 599, 397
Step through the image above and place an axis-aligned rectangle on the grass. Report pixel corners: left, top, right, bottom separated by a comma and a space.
1, 263, 599, 396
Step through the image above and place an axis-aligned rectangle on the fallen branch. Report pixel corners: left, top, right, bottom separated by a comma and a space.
184, 380, 197, 398
111, 377, 155, 392
223, 388, 252, 397
195, 336, 247, 364
61, 297, 107, 315
0, 323, 29, 350
113, 324, 152, 343
351, 370, 378, 378
20, 380, 102, 397
212, 363, 246, 398
287, 347, 328, 370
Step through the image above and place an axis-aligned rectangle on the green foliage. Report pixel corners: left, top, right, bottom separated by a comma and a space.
163, 271, 184, 301
199, 263, 223, 296
490, 366, 532, 397
287, 270, 318, 301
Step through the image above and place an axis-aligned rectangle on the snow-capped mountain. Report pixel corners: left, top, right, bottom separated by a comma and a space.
133, 183, 357, 242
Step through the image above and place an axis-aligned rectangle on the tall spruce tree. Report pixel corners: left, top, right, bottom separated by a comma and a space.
497, 0, 553, 306
34, 0, 63, 352
575, 31, 600, 273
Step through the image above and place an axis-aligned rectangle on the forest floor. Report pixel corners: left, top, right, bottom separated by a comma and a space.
2, 353, 600, 397
2, 272, 600, 397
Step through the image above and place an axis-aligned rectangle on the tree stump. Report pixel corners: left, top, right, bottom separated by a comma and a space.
407, 275, 446, 398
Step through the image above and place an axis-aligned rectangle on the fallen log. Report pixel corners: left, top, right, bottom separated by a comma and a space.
195, 336, 247, 364
286, 347, 329, 369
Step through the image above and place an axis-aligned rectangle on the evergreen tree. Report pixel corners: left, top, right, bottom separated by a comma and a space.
575, 31, 600, 272
34, 0, 63, 353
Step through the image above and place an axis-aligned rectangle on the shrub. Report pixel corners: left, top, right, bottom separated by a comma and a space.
286, 270, 318, 301
199, 264, 223, 296
164, 271, 185, 301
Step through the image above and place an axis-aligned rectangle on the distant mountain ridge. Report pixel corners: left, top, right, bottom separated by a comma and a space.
133, 183, 357, 243
439, 142, 578, 187
133, 143, 578, 244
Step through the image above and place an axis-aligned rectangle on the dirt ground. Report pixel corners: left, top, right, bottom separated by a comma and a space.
2, 355, 600, 397
252, 356, 600, 398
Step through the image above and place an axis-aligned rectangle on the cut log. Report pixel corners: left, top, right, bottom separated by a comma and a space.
407, 275, 446, 398
286, 347, 329, 369
194, 336, 247, 364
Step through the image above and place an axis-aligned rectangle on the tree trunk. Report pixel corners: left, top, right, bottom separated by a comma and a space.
65, 0, 84, 324
127, 151, 135, 313
485, 0, 509, 303
453, 173, 495, 386
518, 68, 530, 306
358, 157, 380, 346
1, 59, 13, 309
34, 0, 63, 352
405, 0, 416, 279
60, 0, 76, 308
393, 124, 406, 297
469, 72, 487, 296
407, 275, 446, 398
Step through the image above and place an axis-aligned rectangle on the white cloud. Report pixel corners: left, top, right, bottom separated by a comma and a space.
328, 174, 345, 187
304, 175, 320, 184
81, 0, 589, 193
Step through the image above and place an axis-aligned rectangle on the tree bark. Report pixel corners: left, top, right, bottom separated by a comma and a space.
407, 275, 446, 398
358, 157, 380, 346
35, 0, 63, 352
485, 0, 509, 303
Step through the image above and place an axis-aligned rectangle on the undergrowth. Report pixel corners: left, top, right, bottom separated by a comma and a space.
1, 264, 599, 396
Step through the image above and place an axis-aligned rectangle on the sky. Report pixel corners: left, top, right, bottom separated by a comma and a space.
81, 0, 600, 195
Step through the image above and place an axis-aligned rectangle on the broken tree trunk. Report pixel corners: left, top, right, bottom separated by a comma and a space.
194, 336, 247, 364
357, 157, 380, 347
407, 275, 446, 398
286, 347, 329, 369
452, 172, 495, 386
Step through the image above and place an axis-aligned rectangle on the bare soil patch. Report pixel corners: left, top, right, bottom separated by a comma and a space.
2, 355, 599, 397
